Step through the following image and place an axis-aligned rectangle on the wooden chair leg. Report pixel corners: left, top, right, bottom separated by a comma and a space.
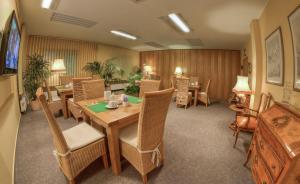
141, 174, 148, 184
233, 129, 240, 148
102, 154, 109, 169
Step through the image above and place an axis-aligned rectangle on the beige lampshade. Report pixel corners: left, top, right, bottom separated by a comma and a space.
144, 65, 152, 73
233, 76, 251, 92
175, 66, 183, 75
52, 59, 66, 72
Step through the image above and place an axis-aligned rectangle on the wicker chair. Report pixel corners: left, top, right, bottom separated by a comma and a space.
44, 80, 63, 115
176, 77, 192, 109
119, 88, 174, 184
36, 87, 108, 184
139, 79, 161, 98
233, 93, 272, 147
82, 79, 105, 100
68, 77, 92, 122
197, 79, 211, 107
60, 76, 73, 85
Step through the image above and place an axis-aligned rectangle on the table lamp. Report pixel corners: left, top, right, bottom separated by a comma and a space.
233, 76, 252, 107
143, 65, 152, 79
175, 66, 183, 77
51, 59, 66, 72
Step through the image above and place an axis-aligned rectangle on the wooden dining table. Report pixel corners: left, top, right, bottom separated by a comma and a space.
55, 85, 73, 119
189, 85, 200, 106
77, 97, 142, 175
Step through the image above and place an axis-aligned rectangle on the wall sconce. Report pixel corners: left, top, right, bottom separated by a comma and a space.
174, 66, 183, 76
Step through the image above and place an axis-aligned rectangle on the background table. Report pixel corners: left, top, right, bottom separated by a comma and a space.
56, 86, 73, 119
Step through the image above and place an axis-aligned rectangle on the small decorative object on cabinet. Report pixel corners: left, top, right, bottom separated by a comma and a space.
245, 102, 300, 184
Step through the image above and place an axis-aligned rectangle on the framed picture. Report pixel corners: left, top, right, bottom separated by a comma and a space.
265, 27, 284, 86
289, 6, 300, 91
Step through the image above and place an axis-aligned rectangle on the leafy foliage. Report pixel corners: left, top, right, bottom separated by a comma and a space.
124, 66, 142, 95
83, 58, 124, 85
82, 61, 103, 76
24, 54, 50, 101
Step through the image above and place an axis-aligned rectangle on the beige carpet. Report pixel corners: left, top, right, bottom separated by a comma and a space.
15, 102, 254, 184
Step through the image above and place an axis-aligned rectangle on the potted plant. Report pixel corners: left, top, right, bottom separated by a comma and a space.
82, 61, 104, 79
24, 54, 50, 110
124, 66, 142, 96
102, 58, 124, 86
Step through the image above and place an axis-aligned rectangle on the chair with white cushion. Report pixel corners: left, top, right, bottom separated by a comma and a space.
197, 79, 211, 107
36, 87, 108, 184
44, 80, 63, 115
119, 88, 174, 184
176, 77, 192, 109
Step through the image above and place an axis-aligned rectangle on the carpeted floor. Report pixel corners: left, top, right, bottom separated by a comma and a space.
15, 102, 254, 184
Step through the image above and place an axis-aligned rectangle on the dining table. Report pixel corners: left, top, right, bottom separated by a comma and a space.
77, 96, 142, 175
189, 85, 201, 106
55, 85, 73, 119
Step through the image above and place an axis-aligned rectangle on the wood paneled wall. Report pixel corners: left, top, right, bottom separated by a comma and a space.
27, 35, 97, 86
140, 49, 241, 100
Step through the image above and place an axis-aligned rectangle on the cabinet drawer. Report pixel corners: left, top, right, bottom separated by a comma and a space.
252, 145, 273, 184
256, 128, 283, 181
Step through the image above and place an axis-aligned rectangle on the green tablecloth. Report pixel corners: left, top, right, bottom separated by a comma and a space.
87, 102, 108, 113
128, 96, 142, 104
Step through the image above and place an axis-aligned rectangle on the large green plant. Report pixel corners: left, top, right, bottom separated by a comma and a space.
102, 58, 124, 85
24, 54, 50, 101
82, 61, 103, 77
124, 66, 142, 95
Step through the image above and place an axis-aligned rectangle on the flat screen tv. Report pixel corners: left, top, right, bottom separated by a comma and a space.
0, 11, 21, 74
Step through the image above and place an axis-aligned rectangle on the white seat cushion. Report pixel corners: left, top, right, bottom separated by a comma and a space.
119, 123, 138, 148
68, 98, 74, 102
199, 92, 207, 96
63, 122, 105, 151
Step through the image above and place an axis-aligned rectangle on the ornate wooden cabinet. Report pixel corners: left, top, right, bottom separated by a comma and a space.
249, 102, 300, 184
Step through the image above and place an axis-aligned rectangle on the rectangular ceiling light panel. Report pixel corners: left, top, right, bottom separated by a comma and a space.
51, 13, 97, 28
168, 13, 190, 33
41, 0, 52, 9
111, 30, 137, 40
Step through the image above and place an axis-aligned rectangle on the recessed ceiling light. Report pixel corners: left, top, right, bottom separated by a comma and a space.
110, 30, 137, 40
41, 0, 53, 9
168, 13, 190, 33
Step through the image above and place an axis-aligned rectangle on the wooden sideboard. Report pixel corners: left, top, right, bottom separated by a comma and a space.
248, 102, 300, 184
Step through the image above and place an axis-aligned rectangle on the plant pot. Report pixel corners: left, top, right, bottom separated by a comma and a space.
30, 100, 41, 111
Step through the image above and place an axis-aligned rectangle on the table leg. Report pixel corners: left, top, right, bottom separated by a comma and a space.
194, 88, 199, 106
61, 94, 69, 119
106, 126, 121, 175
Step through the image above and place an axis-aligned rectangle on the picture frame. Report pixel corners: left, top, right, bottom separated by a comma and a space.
288, 5, 300, 91
265, 27, 284, 86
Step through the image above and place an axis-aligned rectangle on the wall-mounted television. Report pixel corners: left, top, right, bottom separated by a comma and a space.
0, 11, 21, 74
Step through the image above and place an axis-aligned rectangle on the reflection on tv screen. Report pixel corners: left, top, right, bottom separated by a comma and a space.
5, 18, 20, 70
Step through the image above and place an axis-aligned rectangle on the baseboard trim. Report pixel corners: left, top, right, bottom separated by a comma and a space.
12, 115, 21, 184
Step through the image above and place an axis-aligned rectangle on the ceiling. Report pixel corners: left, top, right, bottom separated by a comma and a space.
21, 0, 268, 51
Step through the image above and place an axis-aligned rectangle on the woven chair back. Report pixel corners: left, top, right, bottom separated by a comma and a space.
139, 79, 161, 98
137, 88, 174, 150
82, 79, 105, 100
36, 87, 69, 154
72, 77, 92, 102
205, 79, 211, 93
60, 76, 73, 85
257, 92, 272, 114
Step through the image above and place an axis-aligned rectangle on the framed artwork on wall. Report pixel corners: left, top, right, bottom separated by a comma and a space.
288, 6, 300, 91
265, 27, 284, 86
